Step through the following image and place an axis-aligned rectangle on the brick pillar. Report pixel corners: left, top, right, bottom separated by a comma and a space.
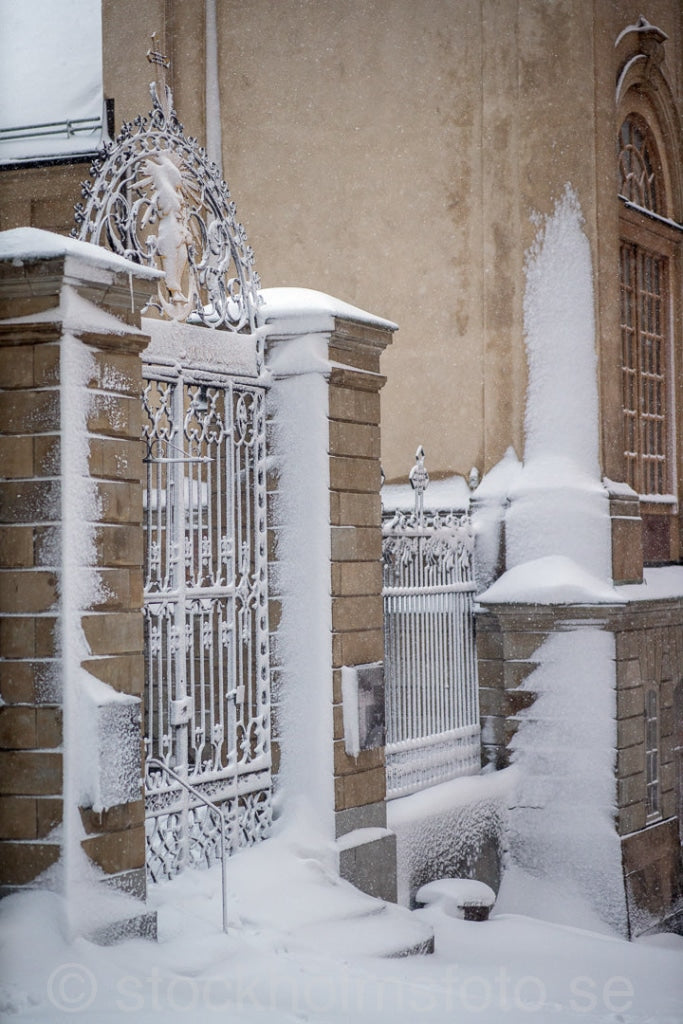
0, 229, 158, 938
263, 289, 398, 901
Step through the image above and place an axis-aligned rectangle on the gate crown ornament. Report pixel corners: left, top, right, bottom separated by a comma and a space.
73, 54, 261, 334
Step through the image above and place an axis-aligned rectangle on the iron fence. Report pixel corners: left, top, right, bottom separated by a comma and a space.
382, 448, 480, 797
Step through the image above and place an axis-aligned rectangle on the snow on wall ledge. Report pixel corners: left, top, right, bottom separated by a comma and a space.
0, 226, 162, 281
479, 555, 625, 605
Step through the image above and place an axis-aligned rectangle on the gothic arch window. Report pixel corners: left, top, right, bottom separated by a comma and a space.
617, 105, 681, 561
618, 114, 664, 215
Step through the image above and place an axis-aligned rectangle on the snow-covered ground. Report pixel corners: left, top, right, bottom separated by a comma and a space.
2, 828, 681, 1024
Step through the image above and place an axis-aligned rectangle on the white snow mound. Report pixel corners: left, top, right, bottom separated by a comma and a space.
479, 555, 625, 605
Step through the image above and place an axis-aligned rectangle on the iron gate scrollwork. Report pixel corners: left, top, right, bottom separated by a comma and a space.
142, 374, 271, 880
75, 64, 272, 881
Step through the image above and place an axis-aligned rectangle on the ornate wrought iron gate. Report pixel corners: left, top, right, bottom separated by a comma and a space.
382, 448, 480, 797
142, 371, 270, 879
74, 64, 272, 880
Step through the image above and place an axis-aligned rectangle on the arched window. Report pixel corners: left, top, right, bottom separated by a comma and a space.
618, 109, 680, 560
618, 114, 663, 214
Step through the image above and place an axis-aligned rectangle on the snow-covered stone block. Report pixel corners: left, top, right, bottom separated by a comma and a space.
79, 672, 142, 813
415, 877, 496, 921
337, 826, 398, 903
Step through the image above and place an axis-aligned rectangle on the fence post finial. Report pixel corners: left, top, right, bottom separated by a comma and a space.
409, 445, 429, 521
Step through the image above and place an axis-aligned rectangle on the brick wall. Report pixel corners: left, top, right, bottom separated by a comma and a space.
0, 326, 64, 889
328, 338, 386, 818
477, 596, 683, 936
614, 602, 683, 934
0, 238, 155, 917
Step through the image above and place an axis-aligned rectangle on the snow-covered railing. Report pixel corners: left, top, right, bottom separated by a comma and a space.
147, 759, 231, 932
382, 448, 480, 798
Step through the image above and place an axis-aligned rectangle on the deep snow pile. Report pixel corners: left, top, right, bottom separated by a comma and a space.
387, 768, 516, 907
1, 832, 681, 1023
502, 184, 612, 588
505, 630, 627, 933
477, 187, 626, 932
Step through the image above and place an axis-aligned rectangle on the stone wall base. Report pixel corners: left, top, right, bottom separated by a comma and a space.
338, 831, 398, 904
622, 819, 683, 937
477, 588, 683, 938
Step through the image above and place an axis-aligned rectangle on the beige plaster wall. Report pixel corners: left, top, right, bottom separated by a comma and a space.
5, 0, 680, 485
102, 0, 205, 141
172, 0, 611, 481
211, 0, 680, 483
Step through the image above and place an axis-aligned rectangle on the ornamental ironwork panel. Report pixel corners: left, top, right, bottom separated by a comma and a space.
73, 77, 261, 344
74, 63, 272, 881
142, 374, 271, 880
382, 448, 480, 798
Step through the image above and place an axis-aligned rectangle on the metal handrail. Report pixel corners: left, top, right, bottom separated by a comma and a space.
146, 758, 231, 933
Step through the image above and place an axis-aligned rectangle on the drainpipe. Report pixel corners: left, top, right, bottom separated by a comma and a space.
205, 0, 223, 173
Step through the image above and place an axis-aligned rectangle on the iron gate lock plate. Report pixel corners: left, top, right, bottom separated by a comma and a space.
170, 696, 194, 726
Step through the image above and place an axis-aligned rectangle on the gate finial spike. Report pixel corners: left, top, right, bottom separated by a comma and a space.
409, 445, 429, 520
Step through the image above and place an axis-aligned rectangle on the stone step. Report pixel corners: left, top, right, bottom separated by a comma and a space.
292, 901, 434, 958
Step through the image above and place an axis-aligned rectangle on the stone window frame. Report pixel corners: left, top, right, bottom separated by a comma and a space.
644, 686, 661, 822
618, 212, 672, 498
616, 98, 682, 563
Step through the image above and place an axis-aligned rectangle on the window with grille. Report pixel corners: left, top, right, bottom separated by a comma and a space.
618, 114, 679, 520
620, 241, 668, 496
645, 688, 660, 820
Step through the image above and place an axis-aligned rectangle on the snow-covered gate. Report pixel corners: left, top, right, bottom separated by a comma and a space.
141, 357, 270, 880
75, 69, 271, 880
382, 448, 480, 796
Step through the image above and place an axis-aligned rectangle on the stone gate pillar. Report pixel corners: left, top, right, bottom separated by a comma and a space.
0, 229, 158, 939
262, 288, 398, 901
